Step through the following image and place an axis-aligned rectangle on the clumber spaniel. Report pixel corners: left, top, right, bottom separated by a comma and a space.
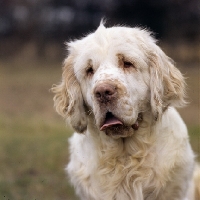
52, 23, 200, 200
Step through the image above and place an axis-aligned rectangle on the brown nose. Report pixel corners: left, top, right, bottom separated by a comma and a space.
94, 83, 117, 103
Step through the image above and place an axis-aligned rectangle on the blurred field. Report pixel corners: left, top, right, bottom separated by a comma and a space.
0, 54, 199, 199
0, 59, 78, 200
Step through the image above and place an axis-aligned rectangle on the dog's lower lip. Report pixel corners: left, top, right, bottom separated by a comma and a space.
132, 121, 139, 130
132, 113, 143, 130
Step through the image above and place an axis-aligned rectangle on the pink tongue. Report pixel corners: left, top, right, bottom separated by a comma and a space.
100, 114, 123, 131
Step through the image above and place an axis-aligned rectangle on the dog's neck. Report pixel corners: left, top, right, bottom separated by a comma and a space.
87, 111, 156, 157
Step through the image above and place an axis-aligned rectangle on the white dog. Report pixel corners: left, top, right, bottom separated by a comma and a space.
52, 23, 200, 200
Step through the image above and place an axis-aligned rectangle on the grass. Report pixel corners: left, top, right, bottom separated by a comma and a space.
0, 56, 199, 199
0, 59, 78, 200
0, 117, 77, 200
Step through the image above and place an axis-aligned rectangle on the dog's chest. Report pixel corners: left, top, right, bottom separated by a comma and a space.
67, 133, 167, 200
92, 154, 158, 198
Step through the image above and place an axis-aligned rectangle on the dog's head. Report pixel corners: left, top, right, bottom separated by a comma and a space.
52, 23, 186, 138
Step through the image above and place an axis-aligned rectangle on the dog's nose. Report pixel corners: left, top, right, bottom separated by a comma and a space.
94, 83, 117, 103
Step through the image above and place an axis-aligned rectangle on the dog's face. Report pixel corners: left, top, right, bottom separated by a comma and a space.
73, 28, 151, 138
52, 24, 185, 139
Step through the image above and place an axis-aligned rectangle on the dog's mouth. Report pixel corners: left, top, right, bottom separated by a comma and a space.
100, 112, 142, 138
100, 112, 123, 131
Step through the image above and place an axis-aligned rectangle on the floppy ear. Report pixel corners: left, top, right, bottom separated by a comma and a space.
51, 55, 87, 133
149, 47, 186, 120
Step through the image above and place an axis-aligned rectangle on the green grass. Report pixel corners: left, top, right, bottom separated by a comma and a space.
0, 59, 78, 199
0, 116, 78, 200
189, 126, 200, 159
0, 57, 199, 199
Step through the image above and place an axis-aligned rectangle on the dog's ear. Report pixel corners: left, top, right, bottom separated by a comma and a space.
149, 47, 186, 120
51, 55, 87, 133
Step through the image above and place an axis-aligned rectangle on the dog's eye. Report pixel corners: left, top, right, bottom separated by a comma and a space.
86, 67, 94, 76
123, 61, 134, 68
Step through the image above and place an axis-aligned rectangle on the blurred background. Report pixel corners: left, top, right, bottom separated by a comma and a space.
0, 0, 199, 199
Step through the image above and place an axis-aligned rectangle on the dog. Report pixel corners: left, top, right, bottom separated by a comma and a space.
52, 22, 200, 200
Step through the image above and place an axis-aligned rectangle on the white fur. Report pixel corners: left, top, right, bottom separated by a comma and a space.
52, 24, 199, 200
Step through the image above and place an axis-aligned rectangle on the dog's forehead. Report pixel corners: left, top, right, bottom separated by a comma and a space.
68, 25, 157, 74
68, 25, 154, 55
